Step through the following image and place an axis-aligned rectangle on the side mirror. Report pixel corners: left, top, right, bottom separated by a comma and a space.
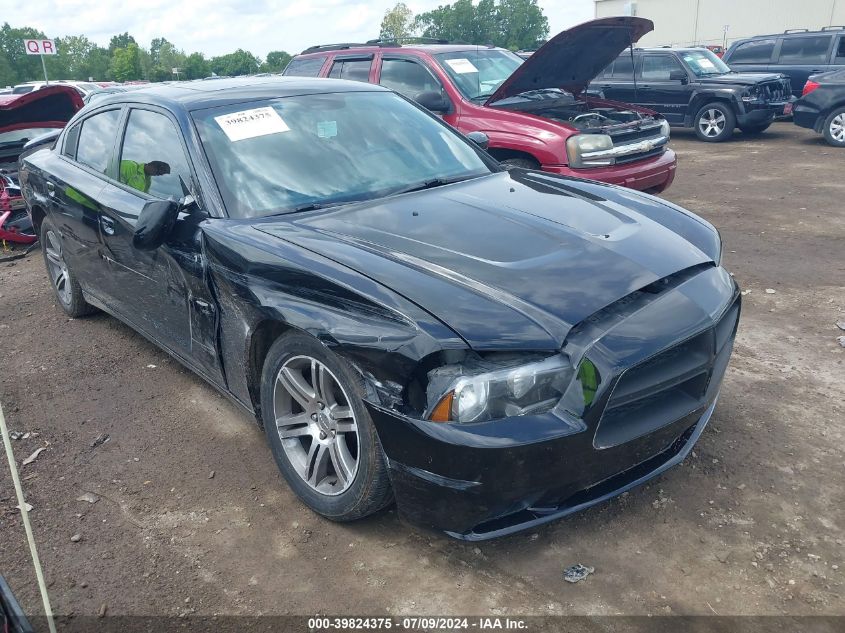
415, 91, 450, 113
133, 199, 180, 250
466, 131, 489, 150
669, 69, 688, 83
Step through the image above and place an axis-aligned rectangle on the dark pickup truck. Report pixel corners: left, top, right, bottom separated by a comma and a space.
588, 47, 794, 142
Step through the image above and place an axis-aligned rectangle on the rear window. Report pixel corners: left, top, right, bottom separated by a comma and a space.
328, 58, 372, 82
608, 56, 636, 79
729, 39, 775, 63
283, 56, 327, 77
778, 35, 833, 64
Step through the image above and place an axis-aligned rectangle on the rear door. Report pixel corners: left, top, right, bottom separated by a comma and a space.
591, 54, 640, 104
46, 107, 122, 300
773, 34, 835, 96
636, 53, 690, 124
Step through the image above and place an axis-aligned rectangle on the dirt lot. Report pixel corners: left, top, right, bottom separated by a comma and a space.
1, 122, 843, 621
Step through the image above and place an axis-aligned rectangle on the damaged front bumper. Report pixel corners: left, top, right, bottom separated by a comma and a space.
367, 265, 740, 540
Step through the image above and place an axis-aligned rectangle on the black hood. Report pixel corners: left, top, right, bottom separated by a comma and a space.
254, 171, 717, 349
486, 16, 654, 104
699, 72, 788, 86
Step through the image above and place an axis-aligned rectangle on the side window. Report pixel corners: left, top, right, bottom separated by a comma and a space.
62, 123, 80, 158
328, 58, 372, 82
639, 55, 684, 81
119, 109, 191, 200
778, 36, 833, 63
379, 59, 442, 98
836, 37, 845, 64
729, 39, 776, 63
609, 56, 636, 79
283, 56, 326, 77
76, 109, 121, 173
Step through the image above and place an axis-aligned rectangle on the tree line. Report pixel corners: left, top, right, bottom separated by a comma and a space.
0, 23, 292, 86
380, 0, 549, 51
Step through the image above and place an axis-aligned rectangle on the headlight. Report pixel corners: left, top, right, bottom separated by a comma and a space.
566, 134, 613, 168
741, 87, 760, 102
659, 119, 671, 138
425, 354, 573, 424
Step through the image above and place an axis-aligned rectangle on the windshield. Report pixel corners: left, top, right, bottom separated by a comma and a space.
434, 50, 523, 101
681, 50, 731, 77
0, 127, 58, 145
193, 91, 492, 218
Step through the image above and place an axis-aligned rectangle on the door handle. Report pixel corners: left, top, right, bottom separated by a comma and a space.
46, 182, 55, 197
100, 216, 116, 236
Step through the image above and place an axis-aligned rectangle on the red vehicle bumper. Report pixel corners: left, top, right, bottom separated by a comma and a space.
542, 148, 677, 194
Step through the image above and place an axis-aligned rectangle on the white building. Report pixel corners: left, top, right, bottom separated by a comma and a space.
594, 0, 845, 48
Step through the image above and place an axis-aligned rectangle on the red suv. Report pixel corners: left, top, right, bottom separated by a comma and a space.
284, 17, 676, 193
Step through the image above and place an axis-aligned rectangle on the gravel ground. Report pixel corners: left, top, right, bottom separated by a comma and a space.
1, 122, 843, 620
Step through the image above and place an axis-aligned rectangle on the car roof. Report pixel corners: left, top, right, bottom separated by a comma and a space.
295, 43, 505, 57
734, 27, 845, 42
90, 76, 388, 112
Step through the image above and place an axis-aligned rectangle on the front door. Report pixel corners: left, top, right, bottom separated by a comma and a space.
637, 54, 691, 124
96, 106, 222, 383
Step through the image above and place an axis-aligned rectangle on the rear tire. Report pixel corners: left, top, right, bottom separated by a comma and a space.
260, 332, 393, 521
694, 102, 736, 142
739, 122, 771, 135
40, 217, 96, 318
499, 157, 540, 171
822, 107, 845, 147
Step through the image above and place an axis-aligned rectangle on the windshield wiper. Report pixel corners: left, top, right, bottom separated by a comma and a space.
386, 175, 476, 197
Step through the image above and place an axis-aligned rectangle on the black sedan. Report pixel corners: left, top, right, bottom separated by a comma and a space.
794, 69, 845, 147
19, 78, 740, 540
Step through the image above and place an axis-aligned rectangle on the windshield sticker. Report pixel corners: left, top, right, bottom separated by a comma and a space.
445, 58, 479, 74
214, 107, 290, 142
317, 120, 338, 138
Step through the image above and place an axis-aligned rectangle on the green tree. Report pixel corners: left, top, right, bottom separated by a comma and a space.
260, 50, 291, 73
108, 32, 136, 54
110, 42, 143, 81
210, 49, 260, 76
183, 52, 210, 79
414, 0, 547, 49
0, 23, 48, 84
379, 2, 415, 41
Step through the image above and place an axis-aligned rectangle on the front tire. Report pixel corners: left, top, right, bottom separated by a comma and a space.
822, 107, 845, 147
40, 217, 96, 318
260, 332, 393, 521
694, 102, 736, 142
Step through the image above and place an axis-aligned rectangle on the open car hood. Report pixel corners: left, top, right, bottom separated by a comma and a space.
485, 16, 654, 104
0, 85, 83, 135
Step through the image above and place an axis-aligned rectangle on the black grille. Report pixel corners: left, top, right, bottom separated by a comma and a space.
594, 300, 739, 449
614, 145, 665, 165
760, 79, 791, 102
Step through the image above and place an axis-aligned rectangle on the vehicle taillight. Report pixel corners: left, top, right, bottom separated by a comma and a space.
802, 80, 820, 96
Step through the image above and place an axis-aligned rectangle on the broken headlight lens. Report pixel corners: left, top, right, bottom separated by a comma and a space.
566, 133, 613, 168
425, 354, 573, 424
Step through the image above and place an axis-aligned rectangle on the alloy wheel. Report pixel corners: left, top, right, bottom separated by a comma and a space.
44, 229, 71, 305
699, 109, 727, 138
830, 113, 845, 143
273, 355, 360, 496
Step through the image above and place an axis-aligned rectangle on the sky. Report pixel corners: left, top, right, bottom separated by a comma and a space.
10, 0, 595, 59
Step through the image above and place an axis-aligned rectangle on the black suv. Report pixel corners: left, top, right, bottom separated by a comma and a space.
723, 28, 845, 98
587, 48, 793, 142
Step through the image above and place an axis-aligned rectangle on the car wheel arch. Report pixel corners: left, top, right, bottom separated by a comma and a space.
486, 147, 542, 167
689, 93, 736, 122
29, 204, 47, 237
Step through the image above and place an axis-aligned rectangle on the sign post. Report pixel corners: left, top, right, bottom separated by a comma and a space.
23, 39, 57, 85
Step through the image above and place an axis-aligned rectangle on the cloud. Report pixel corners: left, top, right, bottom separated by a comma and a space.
11, 0, 594, 58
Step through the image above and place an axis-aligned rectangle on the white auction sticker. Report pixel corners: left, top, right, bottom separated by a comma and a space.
214, 107, 290, 142
445, 58, 479, 74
